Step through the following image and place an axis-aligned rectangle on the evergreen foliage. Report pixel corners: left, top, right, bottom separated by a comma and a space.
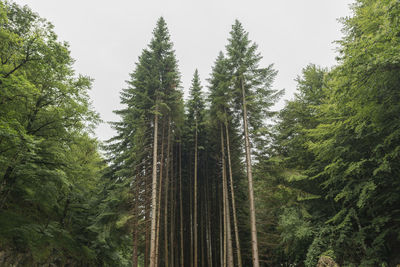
1, 1, 399, 266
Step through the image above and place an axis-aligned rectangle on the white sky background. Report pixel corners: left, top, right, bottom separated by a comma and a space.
14, 0, 354, 141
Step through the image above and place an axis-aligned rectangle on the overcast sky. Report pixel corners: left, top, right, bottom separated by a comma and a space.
15, 0, 354, 141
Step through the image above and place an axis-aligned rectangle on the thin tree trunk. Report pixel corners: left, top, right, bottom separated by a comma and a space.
164, 118, 171, 267
219, 182, 225, 267
149, 102, 159, 267
189, 151, 194, 267
241, 78, 260, 267
179, 143, 184, 267
214, 172, 220, 267
208, 199, 213, 267
200, 182, 205, 267
224, 117, 243, 267
132, 174, 139, 267
155, 120, 166, 267
132, 217, 138, 267
221, 125, 234, 267
194, 119, 198, 267
221, 126, 227, 267
145, 168, 150, 267
170, 141, 175, 267
205, 171, 213, 267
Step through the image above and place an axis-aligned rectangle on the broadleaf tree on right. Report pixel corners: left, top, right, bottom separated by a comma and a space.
258, 0, 400, 265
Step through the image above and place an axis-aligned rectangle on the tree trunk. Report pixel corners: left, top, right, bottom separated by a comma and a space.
194, 119, 198, 267
224, 117, 243, 267
220, 125, 234, 267
200, 182, 205, 267
132, 174, 139, 267
179, 143, 184, 267
220, 124, 233, 267
145, 170, 150, 267
205, 171, 213, 267
149, 102, 159, 267
164, 118, 171, 267
241, 78, 259, 267
189, 151, 194, 267
219, 183, 225, 267
170, 141, 175, 267
155, 119, 166, 267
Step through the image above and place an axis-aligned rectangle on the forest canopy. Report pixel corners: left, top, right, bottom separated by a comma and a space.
0, 0, 399, 266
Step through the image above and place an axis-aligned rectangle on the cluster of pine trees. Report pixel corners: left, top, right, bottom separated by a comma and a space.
1, 0, 400, 266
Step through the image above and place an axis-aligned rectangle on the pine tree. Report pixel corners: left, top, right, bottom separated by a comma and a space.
186, 69, 205, 267
108, 17, 182, 267
225, 20, 281, 267
146, 17, 182, 267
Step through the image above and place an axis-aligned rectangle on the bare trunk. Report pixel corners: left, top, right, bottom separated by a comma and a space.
194, 119, 198, 267
200, 184, 205, 267
205, 173, 213, 267
220, 127, 233, 267
214, 174, 219, 267
132, 175, 139, 267
224, 117, 243, 267
189, 153, 194, 267
164, 118, 171, 267
179, 143, 184, 267
155, 120, 166, 267
149, 102, 159, 267
241, 78, 259, 267
145, 171, 150, 267
219, 183, 225, 267
170, 141, 175, 267
221, 126, 234, 267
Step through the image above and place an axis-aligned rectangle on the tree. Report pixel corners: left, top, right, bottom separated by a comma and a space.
5, 2, 400, 266
225, 20, 281, 267
109, 17, 182, 267
305, 1, 400, 264
0, 3, 118, 265
186, 69, 205, 267
252, 64, 327, 266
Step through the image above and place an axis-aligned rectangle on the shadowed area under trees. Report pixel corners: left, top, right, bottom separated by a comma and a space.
1, 0, 400, 266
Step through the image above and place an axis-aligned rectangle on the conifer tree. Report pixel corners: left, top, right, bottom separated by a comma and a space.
108, 17, 182, 267
186, 69, 205, 267
146, 17, 182, 267
208, 52, 244, 267
225, 20, 281, 267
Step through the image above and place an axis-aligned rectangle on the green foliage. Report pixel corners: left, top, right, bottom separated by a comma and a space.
186, 69, 206, 143
2, 1, 400, 266
0, 2, 123, 265
263, 1, 400, 266
306, 1, 400, 264
304, 226, 335, 267
226, 20, 283, 154
106, 16, 183, 266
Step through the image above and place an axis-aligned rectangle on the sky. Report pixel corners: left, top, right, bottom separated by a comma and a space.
14, 0, 354, 141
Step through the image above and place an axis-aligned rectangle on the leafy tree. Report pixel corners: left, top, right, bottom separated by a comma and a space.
255, 64, 327, 266
3, 1, 400, 266
305, 0, 400, 265
0, 3, 123, 266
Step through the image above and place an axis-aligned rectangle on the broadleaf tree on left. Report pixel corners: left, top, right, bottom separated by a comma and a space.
0, 2, 126, 266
